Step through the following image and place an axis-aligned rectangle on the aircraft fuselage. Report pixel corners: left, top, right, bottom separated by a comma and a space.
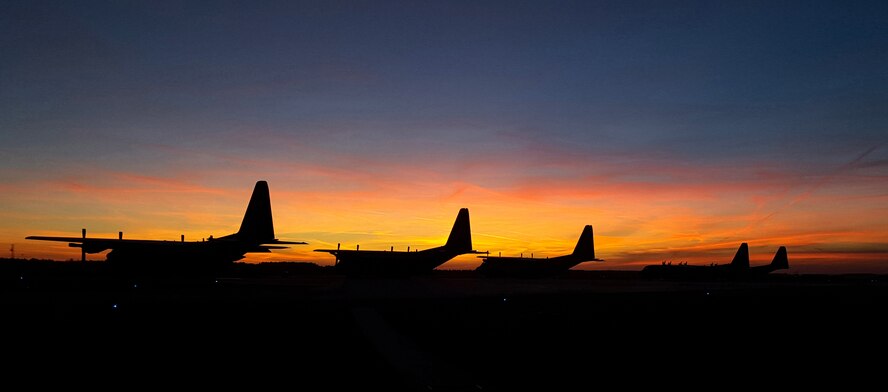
332, 246, 460, 275
476, 255, 585, 277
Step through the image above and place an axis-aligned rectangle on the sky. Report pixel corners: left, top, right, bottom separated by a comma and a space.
1, 1, 886, 272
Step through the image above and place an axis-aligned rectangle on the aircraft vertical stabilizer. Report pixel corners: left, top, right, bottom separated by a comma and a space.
730, 243, 750, 269
236, 180, 275, 243
444, 208, 472, 253
571, 225, 595, 260
771, 246, 789, 270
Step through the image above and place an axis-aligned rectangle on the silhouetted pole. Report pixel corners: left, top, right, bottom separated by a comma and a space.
119, 231, 123, 240
357, 244, 359, 251
9, 244, 14, 259
390, 246, 393, 252
181, 234, 184, 242
408, 246, 410, 252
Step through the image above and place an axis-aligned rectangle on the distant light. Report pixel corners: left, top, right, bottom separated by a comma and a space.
502, 298, 507, 302
19, 276, 24, 280
214, 280, 219, 283
133, 284, 138, 288
705, 292, 710, 296
112, 304, 118, 309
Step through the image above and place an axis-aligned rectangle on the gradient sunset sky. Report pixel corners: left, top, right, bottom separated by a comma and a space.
2, 1, 886, 272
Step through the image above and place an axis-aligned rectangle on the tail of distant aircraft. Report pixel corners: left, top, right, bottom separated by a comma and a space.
571, 225, 596, 260
233, 180, 276, 243
444, 208, 472, 253
730, 243, 750, 269
770, 246, 789, 270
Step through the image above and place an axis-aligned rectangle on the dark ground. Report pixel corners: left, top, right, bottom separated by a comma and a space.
2, 259, 886, 390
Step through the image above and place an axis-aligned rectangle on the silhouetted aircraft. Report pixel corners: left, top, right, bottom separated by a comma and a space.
26, 181, 305, 273
640, 243, 789, 279
475, 225, 602, 277
315, 208, 479, 275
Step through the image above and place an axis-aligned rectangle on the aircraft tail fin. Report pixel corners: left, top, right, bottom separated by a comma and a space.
236, 181, 275, 243
771, 246, 789, 270
571, 225, 596, 260
444, 208, 472, 253
730, 243, 750, 269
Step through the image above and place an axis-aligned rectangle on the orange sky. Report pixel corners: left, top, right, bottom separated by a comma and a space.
2, 2, 887, 274
3, 155, 886, 273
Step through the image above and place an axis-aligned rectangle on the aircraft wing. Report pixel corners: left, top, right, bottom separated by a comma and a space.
477, 255, 522, 260
28, 236, 307, 247
26, 236, 94, 243
266, 240, 308, 245
25, 236, 189, 254
26, 236, 184, 245
313, 249, 339, 254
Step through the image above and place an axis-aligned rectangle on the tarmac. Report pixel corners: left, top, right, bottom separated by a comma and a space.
2, 260, 886, 390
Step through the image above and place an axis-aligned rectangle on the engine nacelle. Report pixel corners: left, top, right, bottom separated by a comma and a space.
69, 243, 109, 253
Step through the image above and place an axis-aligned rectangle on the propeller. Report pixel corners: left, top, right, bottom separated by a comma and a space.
335, 243, 340, 265
81, 228, 86, 262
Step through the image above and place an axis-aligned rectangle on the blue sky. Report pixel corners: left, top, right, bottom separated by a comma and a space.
2, 1, 887, 271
